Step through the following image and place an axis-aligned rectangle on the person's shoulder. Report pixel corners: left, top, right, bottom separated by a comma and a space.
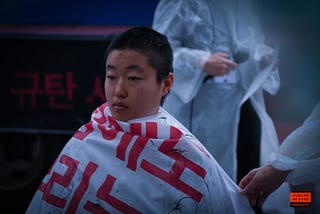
157, 107, 190, 133
158, 107, 213, 157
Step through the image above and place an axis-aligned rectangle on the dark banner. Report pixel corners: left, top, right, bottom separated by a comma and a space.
1, 35, 114, 133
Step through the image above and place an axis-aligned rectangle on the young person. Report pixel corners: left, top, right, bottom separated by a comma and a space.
26, 27, 254, 213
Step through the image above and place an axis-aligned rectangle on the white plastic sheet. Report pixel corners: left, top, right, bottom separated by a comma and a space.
26, 103, 254, 213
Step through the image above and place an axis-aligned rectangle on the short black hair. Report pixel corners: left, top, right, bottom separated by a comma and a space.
105, 26, 173, 105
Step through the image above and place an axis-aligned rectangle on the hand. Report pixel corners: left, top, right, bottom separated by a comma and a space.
259, 54, 272, 69
239, 165, 290, 207
203, 52, 238, 76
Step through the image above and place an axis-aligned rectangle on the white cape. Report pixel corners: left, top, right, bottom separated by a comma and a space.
27, 103, 254, 213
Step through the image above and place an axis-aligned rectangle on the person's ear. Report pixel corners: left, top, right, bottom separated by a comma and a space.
161, 72, 174, 96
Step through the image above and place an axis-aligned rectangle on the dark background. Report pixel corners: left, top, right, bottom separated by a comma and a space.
0, 0, 319, 213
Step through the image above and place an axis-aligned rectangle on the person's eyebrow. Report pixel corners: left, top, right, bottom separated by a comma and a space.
126, 65, 145, 73
106, 64, 115, 70
106, 64, 145, 73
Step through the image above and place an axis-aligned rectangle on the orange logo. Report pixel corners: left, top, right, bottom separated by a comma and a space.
290, 192, 311, 207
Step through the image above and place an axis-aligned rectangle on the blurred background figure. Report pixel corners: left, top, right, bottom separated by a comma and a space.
153, 0, 279, 184
153, 0, 293, 213
240, 101, 320, 213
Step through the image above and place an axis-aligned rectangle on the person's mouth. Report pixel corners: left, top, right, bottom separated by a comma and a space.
112, 102, 128, 110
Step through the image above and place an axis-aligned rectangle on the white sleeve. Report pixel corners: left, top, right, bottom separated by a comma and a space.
268, 102, 320, 185
254, 44, 281, 95
152, 0, 212, 103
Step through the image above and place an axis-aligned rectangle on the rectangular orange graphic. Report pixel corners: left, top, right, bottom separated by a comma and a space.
290, 192, 311, 207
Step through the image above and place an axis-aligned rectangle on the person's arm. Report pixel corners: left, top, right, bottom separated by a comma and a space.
153, 0, 236, 103
239, 102, 320, 206
269, 103, 320, 185
259, 45, 281, 95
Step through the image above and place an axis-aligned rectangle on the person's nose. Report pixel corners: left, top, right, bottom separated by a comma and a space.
114, 79, 127, 98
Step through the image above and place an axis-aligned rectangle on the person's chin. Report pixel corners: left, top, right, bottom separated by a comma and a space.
110, 110, 130, 122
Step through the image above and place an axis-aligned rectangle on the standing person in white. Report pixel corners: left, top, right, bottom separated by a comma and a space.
153, 0, 293, 213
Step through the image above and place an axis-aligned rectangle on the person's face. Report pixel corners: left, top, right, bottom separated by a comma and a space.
105, 49, 173, 122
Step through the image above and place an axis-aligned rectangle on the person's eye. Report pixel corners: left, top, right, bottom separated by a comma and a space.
107, 75, 116, 80
128, 76, 142, 81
